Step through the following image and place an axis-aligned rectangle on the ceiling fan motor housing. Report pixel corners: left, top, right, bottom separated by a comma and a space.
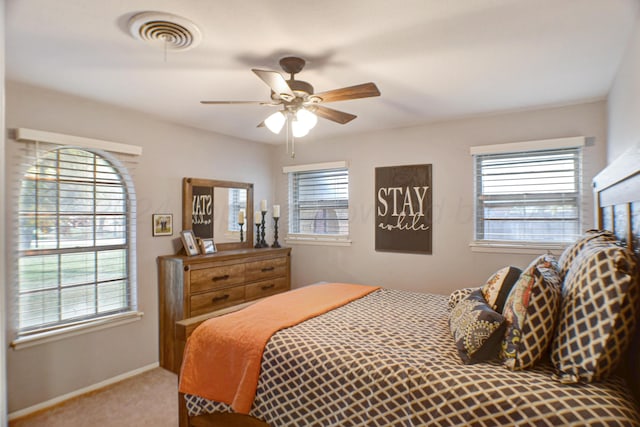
279, 56, 306, 75
287, 80, 314, 95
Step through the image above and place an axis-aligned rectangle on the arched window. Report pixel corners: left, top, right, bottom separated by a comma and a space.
17, 147, 135, 333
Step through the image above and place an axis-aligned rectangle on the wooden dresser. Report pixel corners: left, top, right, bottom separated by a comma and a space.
158, 247, 291, 373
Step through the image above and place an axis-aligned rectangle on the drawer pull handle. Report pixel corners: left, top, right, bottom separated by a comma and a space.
261, 266, 275, 272
212, 294, 230, 303
212, 274, 230, 282
261, 284, 275, 291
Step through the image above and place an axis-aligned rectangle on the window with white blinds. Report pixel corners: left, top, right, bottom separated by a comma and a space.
17, 148, 133, 333
11, 129, 140, 343
286, 164, 349, 238
473, 147, 582, 244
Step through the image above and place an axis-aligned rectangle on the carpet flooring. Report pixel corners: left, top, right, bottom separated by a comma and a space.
9, 367, 178, 427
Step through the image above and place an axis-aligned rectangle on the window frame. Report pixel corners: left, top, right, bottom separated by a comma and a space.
11, 129, 142, 349
470, 137, 585, 252
283, 161, 351, 246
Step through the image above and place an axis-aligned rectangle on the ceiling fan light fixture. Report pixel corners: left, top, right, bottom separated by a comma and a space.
265, 111, 286, 134
291, 119, 310, 138
296, 108, 318, 131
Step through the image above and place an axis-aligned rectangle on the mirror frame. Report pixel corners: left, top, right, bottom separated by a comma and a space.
182, 177, 254, 251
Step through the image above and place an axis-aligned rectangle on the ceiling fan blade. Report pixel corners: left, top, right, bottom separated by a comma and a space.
311, 106, 357, 124
314, 82, 380, 103
256, 120, 265, 128
252, 69, 294, 100
200, 100, 276, 105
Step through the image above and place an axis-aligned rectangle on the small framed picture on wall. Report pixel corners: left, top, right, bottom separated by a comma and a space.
152, 213, 173, 236
180, 230, 200, 256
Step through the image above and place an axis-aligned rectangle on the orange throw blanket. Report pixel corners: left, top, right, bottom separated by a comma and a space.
178, 282, 380, 414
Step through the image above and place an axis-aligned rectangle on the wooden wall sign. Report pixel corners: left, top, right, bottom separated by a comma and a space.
190, 184, 214, 238
183, 178, 216, 240
375, 164, 432, 254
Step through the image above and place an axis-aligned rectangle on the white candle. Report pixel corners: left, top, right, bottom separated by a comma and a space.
273, 205, 280, 218
238, 209, 245, 224
254, 211, 262, 224
260, 199, 267, 212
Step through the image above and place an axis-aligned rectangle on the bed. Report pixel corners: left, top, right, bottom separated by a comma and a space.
177, 144, 640, 427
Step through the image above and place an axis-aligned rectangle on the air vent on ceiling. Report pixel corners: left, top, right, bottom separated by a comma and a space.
129, 12, 201, 51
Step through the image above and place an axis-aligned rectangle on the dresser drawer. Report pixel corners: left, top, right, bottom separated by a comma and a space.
190, 264, 245, 293
189, 286, 246, 317
245, 277, 289, 301
245, 257, 288, 282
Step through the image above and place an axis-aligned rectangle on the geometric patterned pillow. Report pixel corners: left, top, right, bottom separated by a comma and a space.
481, 266, 522, 313
447, 287, 476, 311
551, 243, 640, 383
557, 229, 617, 279
501, 254, 562, 371
449, 289, 507, 364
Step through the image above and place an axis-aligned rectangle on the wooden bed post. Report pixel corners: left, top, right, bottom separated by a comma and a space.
179, 392, 189, 427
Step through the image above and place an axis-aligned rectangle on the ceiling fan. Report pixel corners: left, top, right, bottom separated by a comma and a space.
200, 56, 381, 140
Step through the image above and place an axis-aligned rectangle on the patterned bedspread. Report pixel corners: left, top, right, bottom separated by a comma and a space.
185, 289, 640, 426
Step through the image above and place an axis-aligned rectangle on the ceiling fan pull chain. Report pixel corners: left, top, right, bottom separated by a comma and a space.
287, 116, 295, 159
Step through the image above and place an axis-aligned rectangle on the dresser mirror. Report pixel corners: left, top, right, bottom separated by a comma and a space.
182, 178, 254, 251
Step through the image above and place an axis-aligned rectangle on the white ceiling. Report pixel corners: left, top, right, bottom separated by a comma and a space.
6, 0, 639, 144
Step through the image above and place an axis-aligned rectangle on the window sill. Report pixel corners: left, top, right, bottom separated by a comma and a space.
285, 235, 352, 247
11, 311, 144, 350
470, 241, 566, 255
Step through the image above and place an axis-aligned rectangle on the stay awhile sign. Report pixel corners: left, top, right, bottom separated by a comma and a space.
191, 185, 214, 239
375, 164, 432, 254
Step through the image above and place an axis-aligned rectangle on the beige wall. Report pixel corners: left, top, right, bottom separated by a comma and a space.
274, 102, 607, 295
1, 0, 8, 424
4, 81, 276, 413
608, 14, 640, 162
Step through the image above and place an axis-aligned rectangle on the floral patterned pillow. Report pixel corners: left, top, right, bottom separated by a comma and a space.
481, 266, 521, 313
447, 287, 476, 311
501, 254, 562, 370
449, 289, 506, 364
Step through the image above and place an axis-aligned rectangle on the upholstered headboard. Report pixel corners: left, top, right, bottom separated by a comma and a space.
592, 142, 640, 404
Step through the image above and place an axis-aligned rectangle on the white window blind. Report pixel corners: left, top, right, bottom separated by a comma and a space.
11, 130, 140, 341
227, 188, 246, 232
286, 164, 349, 237
474, 147, 582, 244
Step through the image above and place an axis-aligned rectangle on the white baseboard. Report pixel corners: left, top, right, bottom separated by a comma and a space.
8, 362, 160, 421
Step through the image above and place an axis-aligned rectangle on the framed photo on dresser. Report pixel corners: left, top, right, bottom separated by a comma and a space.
198, 238, 217, 254
180, 230, 200, 256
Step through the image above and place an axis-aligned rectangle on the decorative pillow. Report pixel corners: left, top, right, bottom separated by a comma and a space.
447, 287, 476, 311
551, 243, 639, 383
501, 254, 562, 371
449, 289, 506, 364
481, 266, 522, 313
558, 229, 617, 278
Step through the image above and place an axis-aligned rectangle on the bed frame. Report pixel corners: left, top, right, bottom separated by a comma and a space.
592, 142, 640, 404
178, 142, 640, 427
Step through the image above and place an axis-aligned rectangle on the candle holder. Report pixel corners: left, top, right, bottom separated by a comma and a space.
271, 217, 281, 248
238, 223, 244, 242
260, 210, 268, 247
254, 221, 262, 248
